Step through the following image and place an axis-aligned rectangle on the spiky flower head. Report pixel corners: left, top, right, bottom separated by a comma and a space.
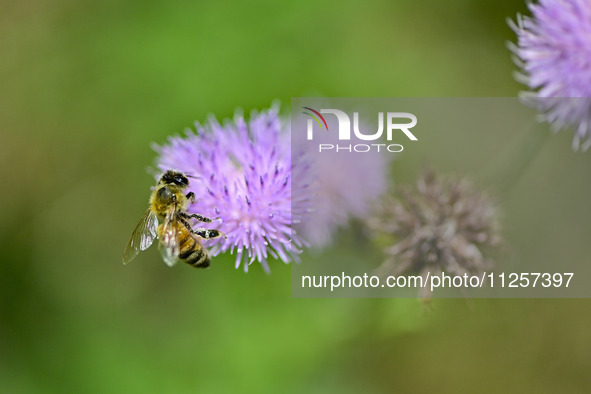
510, 0, 591, 150
154, 106, 311, 272
293, 124, 391, 247
367, 170, 501, 298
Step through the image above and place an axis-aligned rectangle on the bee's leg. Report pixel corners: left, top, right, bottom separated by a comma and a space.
178, 216, 195, 232
179, 212, 213, 223
185, 192, 195, 203
193, 228, 224, 239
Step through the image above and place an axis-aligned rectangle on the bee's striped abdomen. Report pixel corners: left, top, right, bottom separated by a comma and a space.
178, 234, 210, 268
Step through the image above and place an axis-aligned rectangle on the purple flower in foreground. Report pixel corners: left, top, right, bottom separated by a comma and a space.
510, 0, 591, 150
154, 106, 311, 272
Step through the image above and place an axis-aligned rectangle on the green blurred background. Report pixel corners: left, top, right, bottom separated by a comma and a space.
2, 0, 590, 392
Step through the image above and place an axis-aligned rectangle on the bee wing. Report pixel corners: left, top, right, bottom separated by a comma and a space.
158, 204, 181, 267
122, 208, 159, 264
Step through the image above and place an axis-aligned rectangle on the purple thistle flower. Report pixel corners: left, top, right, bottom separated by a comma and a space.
154, 106, 311, 272
510, 0, 591, 150
292, 115, 392, 247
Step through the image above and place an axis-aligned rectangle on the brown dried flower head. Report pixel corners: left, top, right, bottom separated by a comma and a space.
368, 169, 501, 297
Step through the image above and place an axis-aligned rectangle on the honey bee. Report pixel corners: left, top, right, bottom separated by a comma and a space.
123, 170, 222, 268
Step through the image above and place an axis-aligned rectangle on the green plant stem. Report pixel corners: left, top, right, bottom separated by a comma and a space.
484, 121, 549, 198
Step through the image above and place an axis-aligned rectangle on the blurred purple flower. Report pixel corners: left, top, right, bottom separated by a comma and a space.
292, 115, 391, 247
510, 0, 591, 150
154, 106, 312, 272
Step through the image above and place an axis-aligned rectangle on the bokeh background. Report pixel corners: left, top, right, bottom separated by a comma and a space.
2, 0, 590, 392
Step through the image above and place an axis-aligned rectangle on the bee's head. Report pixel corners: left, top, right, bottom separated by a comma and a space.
159, 170, 189, 188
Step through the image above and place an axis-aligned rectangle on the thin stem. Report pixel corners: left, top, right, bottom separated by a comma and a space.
483, 121, 549, 198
